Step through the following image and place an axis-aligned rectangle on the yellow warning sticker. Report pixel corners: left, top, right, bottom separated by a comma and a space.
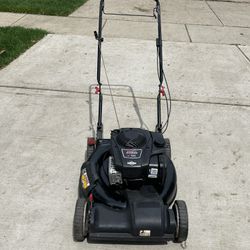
81, 169, 90, 189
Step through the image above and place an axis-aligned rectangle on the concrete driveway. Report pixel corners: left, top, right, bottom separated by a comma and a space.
0, 0, 250, 249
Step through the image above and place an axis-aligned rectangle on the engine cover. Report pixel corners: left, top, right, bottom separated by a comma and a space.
111, 128, 167, 182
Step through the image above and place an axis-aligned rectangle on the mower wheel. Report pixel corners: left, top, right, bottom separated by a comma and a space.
173, 200, 188, 243
164, 138, 171, 159
73, 198, 88, 241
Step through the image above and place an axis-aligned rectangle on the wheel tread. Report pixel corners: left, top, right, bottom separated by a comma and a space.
73, 198, 87, 242
173, 200, 188, 243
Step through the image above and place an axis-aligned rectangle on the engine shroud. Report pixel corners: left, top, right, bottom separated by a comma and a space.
111, 128, 167, 181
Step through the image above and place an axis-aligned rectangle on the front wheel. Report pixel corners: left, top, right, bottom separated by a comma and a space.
173, 200, 188, 243
73, 198, 88, 241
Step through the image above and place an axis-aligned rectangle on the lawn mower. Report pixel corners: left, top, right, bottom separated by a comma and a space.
73, 0, 188, 244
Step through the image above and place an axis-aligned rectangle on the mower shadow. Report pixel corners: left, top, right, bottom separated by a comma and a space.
88, 84, 149, 137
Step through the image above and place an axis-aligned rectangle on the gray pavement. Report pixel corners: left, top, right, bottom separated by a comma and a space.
1, 35, 249, 105
0, 0, 250, 250
1, 0, 250, 45
0, 12, 25, 27
240, 45, 250, 58
207, 1, 250, 27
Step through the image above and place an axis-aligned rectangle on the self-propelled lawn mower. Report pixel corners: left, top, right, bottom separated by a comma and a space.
73, 0, 188, 245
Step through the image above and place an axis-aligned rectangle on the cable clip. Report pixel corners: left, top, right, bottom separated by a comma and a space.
95, 86, 101, 94
160, 86, 165, 96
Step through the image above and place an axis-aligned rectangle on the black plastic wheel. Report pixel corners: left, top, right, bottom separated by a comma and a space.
164, 138, 171, 159
73, 198, 88, 242
173, 200, 188, 243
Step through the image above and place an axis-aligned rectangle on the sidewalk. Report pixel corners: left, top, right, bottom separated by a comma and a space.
0, 0, 250, 45
0, 1, 250, 250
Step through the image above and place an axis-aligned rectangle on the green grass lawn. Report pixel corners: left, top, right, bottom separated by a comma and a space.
0, 26, 47, 69
0, 0, 87, 16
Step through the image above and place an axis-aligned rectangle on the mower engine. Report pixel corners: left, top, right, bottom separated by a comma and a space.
108, 128, 168, 188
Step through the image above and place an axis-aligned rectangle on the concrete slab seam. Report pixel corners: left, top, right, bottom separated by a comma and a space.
187, 22, 250, 29
207, 0, 250, 4
236, 45, 250, 63
1, 84, 250, 108
184, 24, 192, 42
97, 16, 250, 28
205, 1, 224, 26
10, 14, 27, 26
2, 12, 250, 29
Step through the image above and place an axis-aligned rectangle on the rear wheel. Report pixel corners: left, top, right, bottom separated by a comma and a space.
73, 198, 88, 242
173, 200, 188, 243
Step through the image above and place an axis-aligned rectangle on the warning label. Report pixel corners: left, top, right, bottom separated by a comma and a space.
81, 169, 90, 189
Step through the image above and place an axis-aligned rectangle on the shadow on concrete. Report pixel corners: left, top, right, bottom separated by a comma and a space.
88, 84, 150, 137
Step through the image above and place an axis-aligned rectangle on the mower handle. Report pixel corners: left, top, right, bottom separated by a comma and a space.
95, 0, 164, 139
